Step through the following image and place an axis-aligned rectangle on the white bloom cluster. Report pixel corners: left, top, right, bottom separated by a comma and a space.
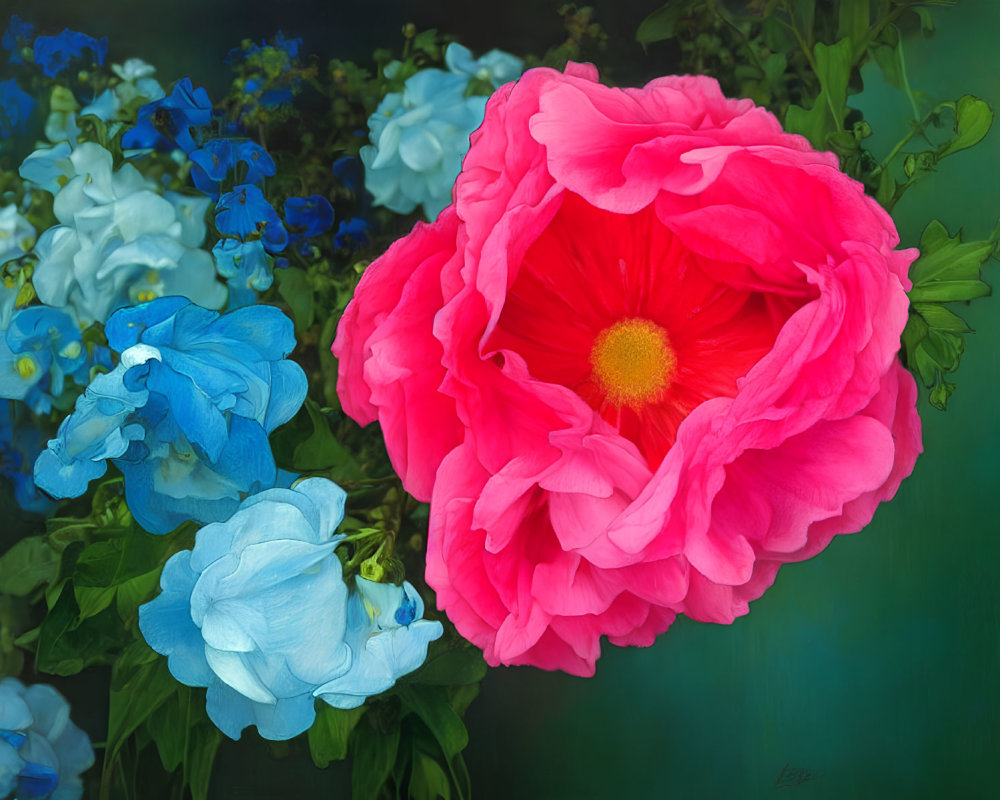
20, 141, 225, 325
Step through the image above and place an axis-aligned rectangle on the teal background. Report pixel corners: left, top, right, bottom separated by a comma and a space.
2, 1, 998, 797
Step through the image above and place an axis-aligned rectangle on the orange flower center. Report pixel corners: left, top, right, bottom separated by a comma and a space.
589, 318, 676, 408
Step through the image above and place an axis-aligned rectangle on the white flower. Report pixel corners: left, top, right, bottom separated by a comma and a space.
0, 205, 35, 266
27, 142, 225, 325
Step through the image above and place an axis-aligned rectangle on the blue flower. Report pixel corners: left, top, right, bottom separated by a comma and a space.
444, 42, 524, 89
284, 195, 334, 253
121, 78, 212, 153
32, 29, 107, 78
334, 216, 369, 250
189, 139, 276, 199
215, 184, 287, 252
138, 478, 443, 741
212, 238, 284, 304
360, 69, 487, 220
0, 305, 85, 414
33, 297, 306, 534
0, 399, 57, 514
0, 677, 94, 800
0, 78, 35, 139
1, 15, 34, 65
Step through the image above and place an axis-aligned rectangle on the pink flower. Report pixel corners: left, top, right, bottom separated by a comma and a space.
333, 64, 922, 676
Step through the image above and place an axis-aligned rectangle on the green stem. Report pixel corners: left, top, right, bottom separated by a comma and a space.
872, 102, 949, 175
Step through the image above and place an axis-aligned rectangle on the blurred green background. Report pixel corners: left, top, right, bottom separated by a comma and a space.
3, 1, 998, 797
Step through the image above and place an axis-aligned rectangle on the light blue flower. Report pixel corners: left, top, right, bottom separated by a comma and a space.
0, 677, 94, 800
0, 304, 86, 414
360, 69, 488, 221
33, 297, 306, 534
25, 142, 225, 326
0, 204, 35, 266
80, 59, 165, 124
139, 478, 443, 741
444, 42, 524, 89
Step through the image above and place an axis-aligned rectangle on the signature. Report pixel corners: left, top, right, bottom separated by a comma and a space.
774, 763, 824, 789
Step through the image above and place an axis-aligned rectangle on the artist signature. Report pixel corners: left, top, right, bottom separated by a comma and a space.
774, 763, 824, 789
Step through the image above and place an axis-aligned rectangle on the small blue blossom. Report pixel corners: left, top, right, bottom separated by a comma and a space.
0, 677, 94, 800
361, 69, 488, 220
0, 78, 35, 139
215, 184, 287, 252
0, 305, 85, 414
334, 216, 369, 250
189, 139, 276, 199
1, 15, 34, 65
138, 478, 443, 741
34, 297, 306, 534
444, 42, 524, 89
284, 195, 334, 254
212, 238, 283, 305
121, 78, 212, 153
32, 29, 107, 78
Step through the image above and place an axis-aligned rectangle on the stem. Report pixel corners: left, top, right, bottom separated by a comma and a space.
872, 102, 949, 175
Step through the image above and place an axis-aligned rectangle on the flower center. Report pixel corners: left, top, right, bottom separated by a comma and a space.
589, 318, 675, 408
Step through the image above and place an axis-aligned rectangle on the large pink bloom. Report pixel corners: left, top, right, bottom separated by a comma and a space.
333, 64, 922, 676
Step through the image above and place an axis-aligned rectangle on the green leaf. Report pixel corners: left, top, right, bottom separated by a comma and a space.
351, 719, 401, 800
813, 38, 853, 127
403, 642, 488, 686
409, 744, 453, 800
791, 0, 815, 36
292, 398, 362, 478
276, 267, 316, 332
911, 303, 971, 333
34, 589, 123, 675
837, 0, 870, 58
396, 685, 468, 760
635, 2, 697, 47
873, 24, 904, 90
308, 703, 366, 767
907, 280, 991, 304
929, 378, 956, 410
74, 584, 117, 620
187, 721, 222, 800
909, 220, 996, 285
763, 52, 787, 86
939, 95, 993, 158
914, 7, 935, 37
0, 537, 60, 596
106, 655, 176, 762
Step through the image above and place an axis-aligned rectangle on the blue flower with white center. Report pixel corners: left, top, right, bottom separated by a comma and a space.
0, 305, 85, 414
2, 15, 34, 65
284, 195, 334, 254
33, 297, 306, 534
0, 677, 94, 800
189, 139, 276, 199
360, 69, 487, 221
138, 478, 443, 741
32, 29, 107, 78
444, 42, 524, 89
0, 78, 35, 139
121, 78, 212, 153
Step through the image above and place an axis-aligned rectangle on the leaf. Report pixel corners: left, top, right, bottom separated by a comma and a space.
409, 744, 453, 800
187, 721, 222, 800
292, 399, 362, 478
395, 685, 468, 760
813, 38, 853, 127
275, 267, 316, 332
403, 642, 488, 686
909, 220, 996, 285
939, 95, 993, 158
635, 2, 697, 47
907, 280, 991, 304
0, 537, 60, 597
106, 654, 176, 762
351, 719, 401, 800
911, 304, 971, 333
837, 0, 870, 59
34, 588, 123, 675
873, 24, 904, 90
309, 703, 366, 768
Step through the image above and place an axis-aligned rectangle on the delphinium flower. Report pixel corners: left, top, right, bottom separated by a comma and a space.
360, 69, 488, 221
284, 195, 334, 255
32, 29, 107, 79
79, 58, 165, 124
24, 141, 225, 326
188, 138, 276, 200
0, 399, 57, 513
34, 297, 306, 534
0, 677, 94, 800
334, 65, 922, 675
213, 184, 288, 305
138, 478, 443, 741
1, 15, 34, 65
444, 42, 524, 89
121, 77, 212, 153
0, 78, 35, 139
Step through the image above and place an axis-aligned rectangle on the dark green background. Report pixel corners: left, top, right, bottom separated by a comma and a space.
3, 1, 998, 797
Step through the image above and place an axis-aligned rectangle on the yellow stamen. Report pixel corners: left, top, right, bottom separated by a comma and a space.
137, 290, 157, 303
590, 318, 676, 408
15, 355, 37, 380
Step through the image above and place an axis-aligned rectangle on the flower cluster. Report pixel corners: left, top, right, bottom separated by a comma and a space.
0, 677, 93, 800
139, 478, 443, 741
34, 297, 307, 534
361, 44, 523, 221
